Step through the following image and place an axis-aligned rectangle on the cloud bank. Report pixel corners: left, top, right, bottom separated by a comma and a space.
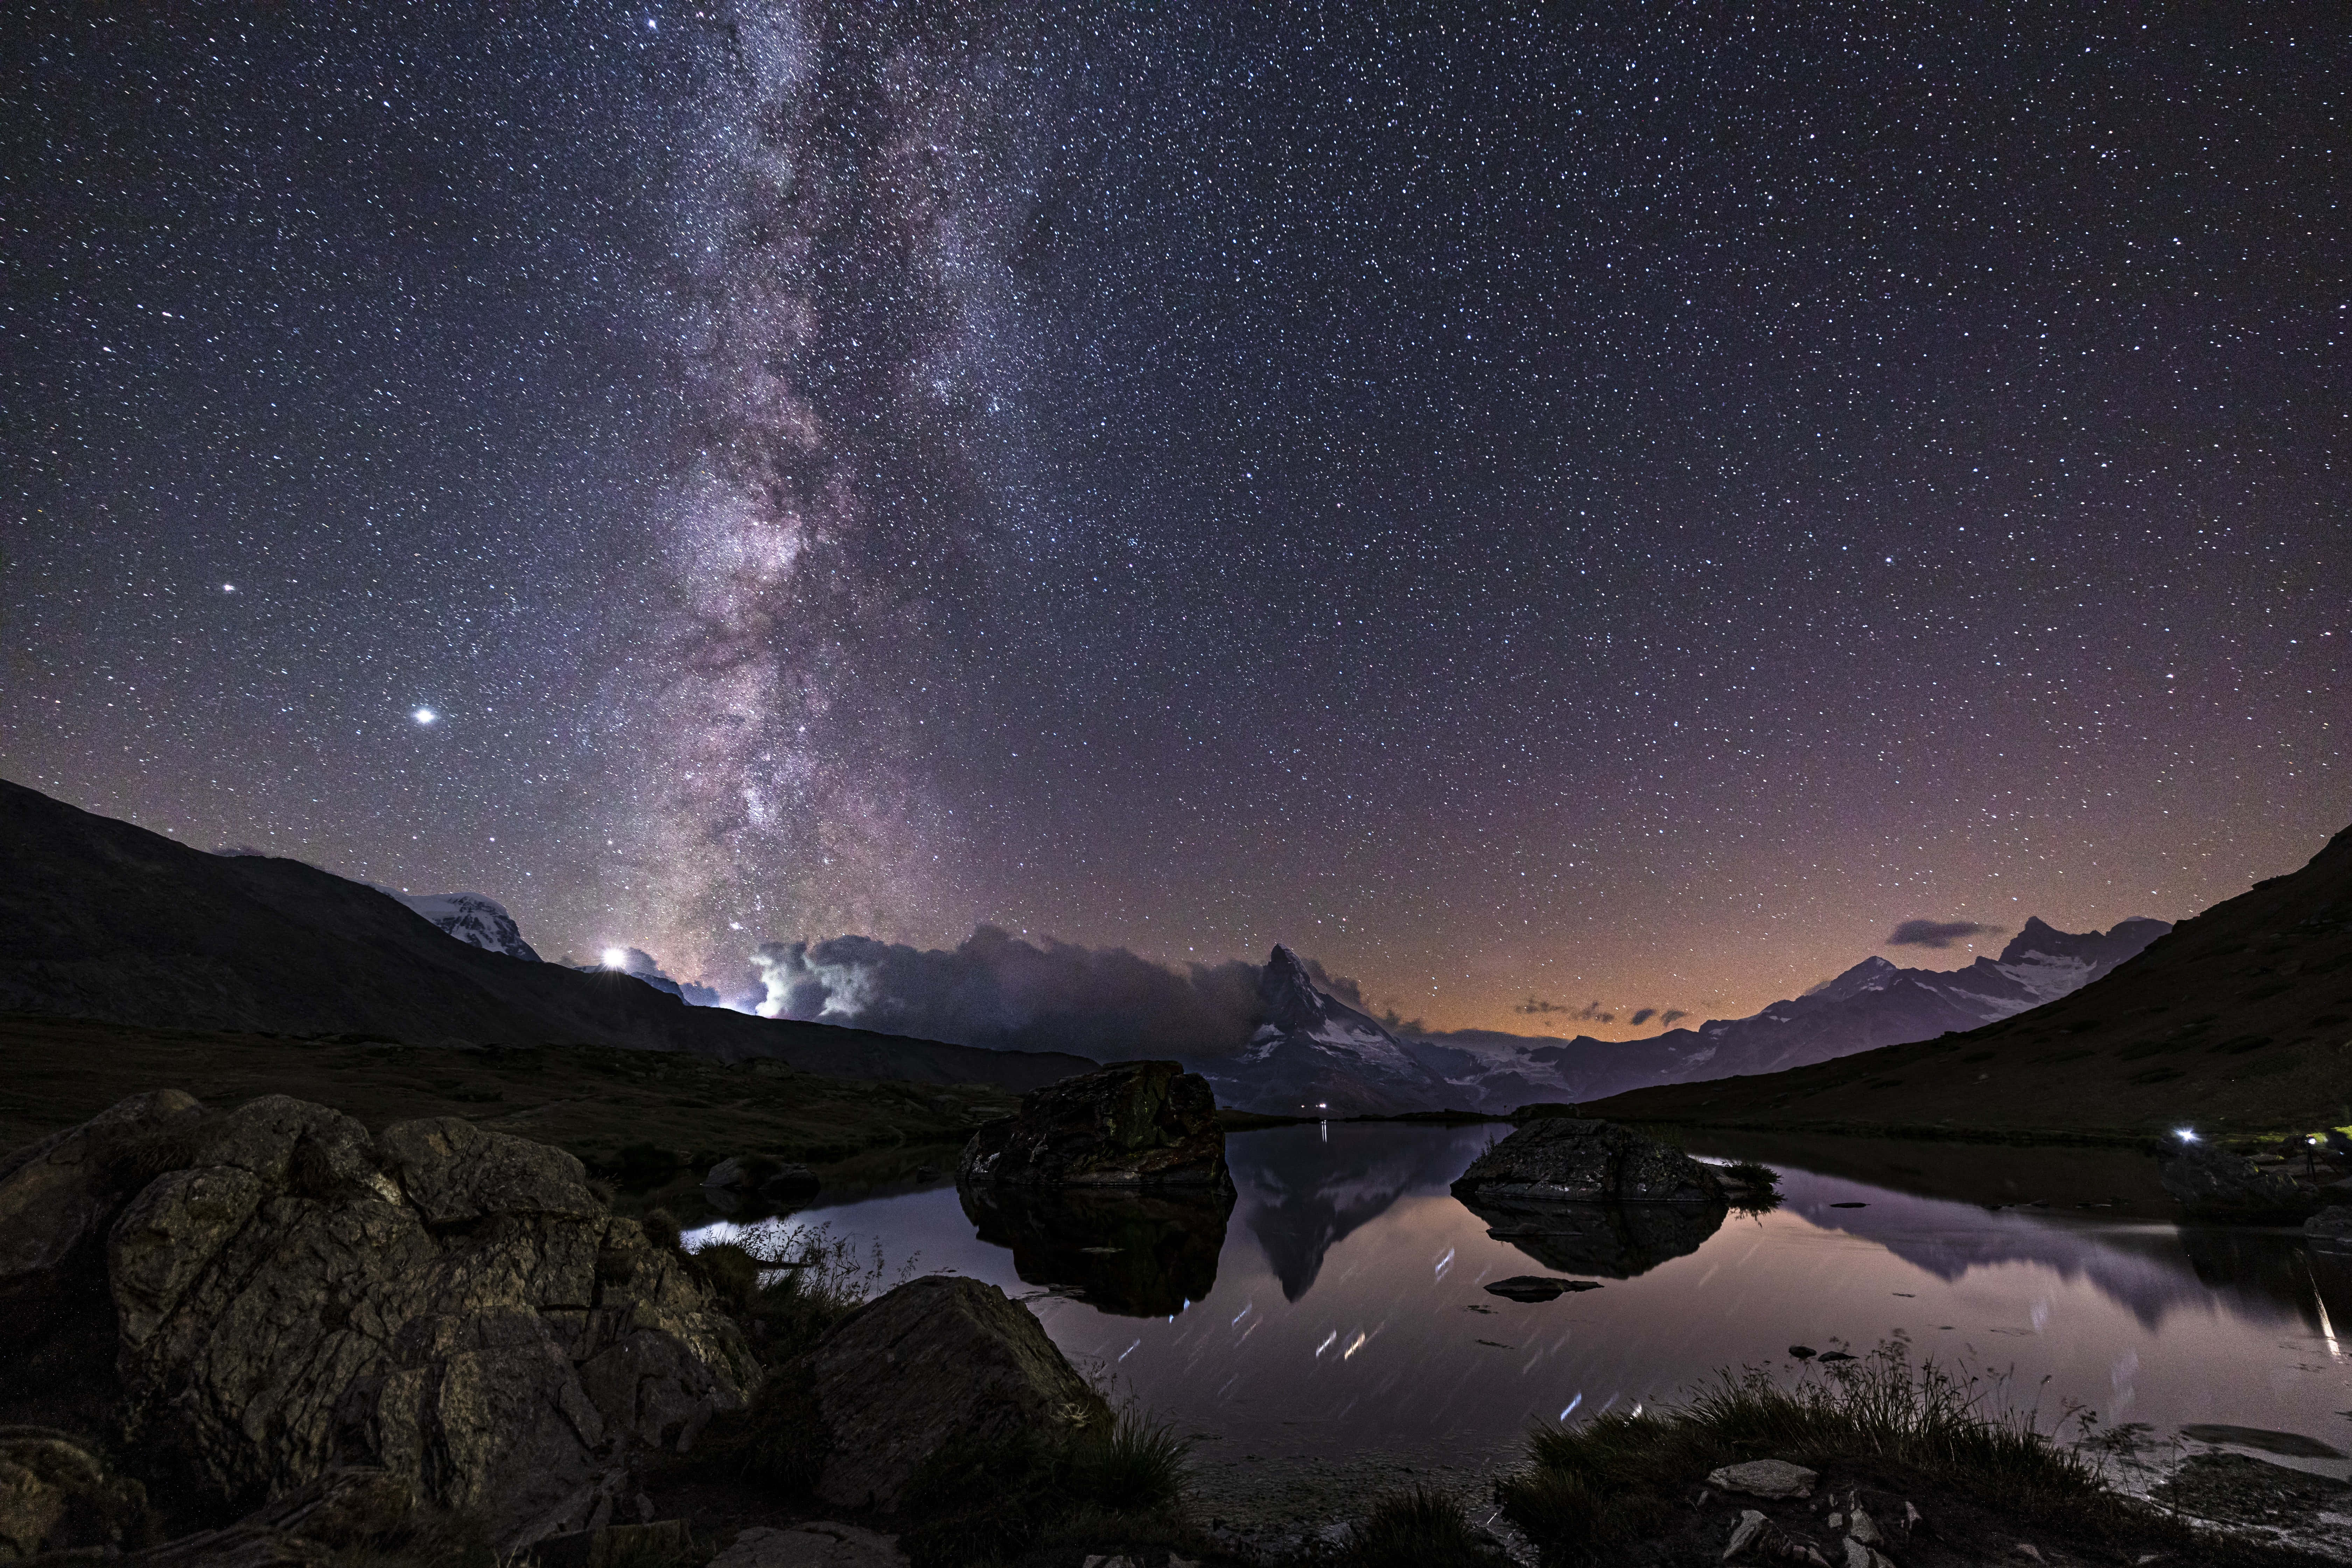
749, 926, 1274, 1061
1886, 918, 2005, 950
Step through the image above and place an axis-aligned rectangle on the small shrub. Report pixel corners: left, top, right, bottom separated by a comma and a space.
1343, 1487, 1493, 1568
1069, 1409, 1192, 1511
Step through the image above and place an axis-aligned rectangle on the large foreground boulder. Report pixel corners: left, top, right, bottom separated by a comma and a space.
807, 1275, 1107, 1510
958, 1060, 1230, 1190
0, 1093, 758, 1553
1450, 1118, 1725, 1205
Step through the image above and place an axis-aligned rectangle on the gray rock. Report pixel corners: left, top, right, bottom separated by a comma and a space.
0, 1091, 759, 1554
376, 1116, 602, 1223
2159, 1141, 2310, 1219
808, 1275, 1107, 1510
959, 1060, 1230, 1190
1707, 1458, 1818, 1499
2305, 1205, 2352, 1239
0, 1427, 154, 1559
0, 1089, 204, 1283
1449, 1119, 1726, 1205
709, 1522, 910, 1567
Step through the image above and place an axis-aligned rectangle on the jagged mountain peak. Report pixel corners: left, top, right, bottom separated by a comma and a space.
1808, 955, 1899, 1000
1258, 944, 1332, 1030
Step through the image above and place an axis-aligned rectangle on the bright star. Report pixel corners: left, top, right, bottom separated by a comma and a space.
602, 947, 629, 968
412, 707, 436, 725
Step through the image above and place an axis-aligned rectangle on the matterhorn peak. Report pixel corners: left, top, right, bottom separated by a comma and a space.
1258, 944, 1331, 1031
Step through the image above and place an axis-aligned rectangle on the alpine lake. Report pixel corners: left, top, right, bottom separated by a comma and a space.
685, 1123, 2352, 1545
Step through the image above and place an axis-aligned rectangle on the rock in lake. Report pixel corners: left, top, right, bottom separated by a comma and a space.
2305, 1204, 2352, 1240
958, 1059, 1230, 1190
0, 1091, 758, 1554
1482, 1275, 1601, 1302
807, 1275, 1108, 1510
1449, 1118, 1725, 1205
2160, 1140, 2311, 1219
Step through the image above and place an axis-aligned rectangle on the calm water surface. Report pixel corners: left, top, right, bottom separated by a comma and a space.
688, 1125, 2352, 1480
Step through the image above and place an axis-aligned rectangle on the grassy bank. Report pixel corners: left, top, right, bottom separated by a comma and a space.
1490, 1340, 2339, 1566
0, 1013, 1016, 1183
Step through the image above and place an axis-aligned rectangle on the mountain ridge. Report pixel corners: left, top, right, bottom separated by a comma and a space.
1582, 819, 2352, 1136
0, 779, 1092, 1092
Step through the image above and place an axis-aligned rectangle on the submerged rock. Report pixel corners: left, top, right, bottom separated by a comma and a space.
0, 1092, 758, 1554
958, 1060, 1230, 1190
806, 1275, 1107, 1510
2304, 1204, 2352, 1240
1449, 1119, 1725, 1205
2160, 1141, 2311, 1219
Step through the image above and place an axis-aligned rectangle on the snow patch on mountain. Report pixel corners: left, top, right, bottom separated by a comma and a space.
383, 891, 542, 962
1198, 917, 2172, 1118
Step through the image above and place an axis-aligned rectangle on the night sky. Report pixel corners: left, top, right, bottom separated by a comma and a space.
5, 4, 2344, 1037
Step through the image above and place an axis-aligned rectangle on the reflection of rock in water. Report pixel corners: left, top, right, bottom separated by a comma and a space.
1458, 1193, 1728, 1279
1233, 1125, 1496, 1301
958, 1183, 1232, 1317
2177, 1225, 2351, 1337
2305, 1241, 2352, 1337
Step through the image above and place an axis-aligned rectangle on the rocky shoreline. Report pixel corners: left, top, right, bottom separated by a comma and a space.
5, 1080, 2345, 1567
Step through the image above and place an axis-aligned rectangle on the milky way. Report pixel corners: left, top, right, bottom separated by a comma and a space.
3, 3, 2343, 1033
605, 2, 1042, 973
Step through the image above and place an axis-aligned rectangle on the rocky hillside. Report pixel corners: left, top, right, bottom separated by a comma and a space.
0, 780, 1091, 1092
1583, 821, 2352, 1138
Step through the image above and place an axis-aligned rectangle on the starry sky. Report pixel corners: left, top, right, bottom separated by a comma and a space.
4, 2, 2345, 1037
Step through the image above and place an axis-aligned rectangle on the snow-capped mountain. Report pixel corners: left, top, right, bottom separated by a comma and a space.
383, 891, 542, 962
1192, 946, 1456, 1115
1196, 919, 2169, 1116
1404, 916, 2170, 1112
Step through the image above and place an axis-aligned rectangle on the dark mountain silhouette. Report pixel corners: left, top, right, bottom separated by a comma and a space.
1585, 819, 2352, 1135
0, 780, 1091, 1091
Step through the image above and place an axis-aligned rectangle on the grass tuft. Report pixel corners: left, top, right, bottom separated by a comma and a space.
1497, 1339, 2324, 1566
1341, 1486, 1497, 1567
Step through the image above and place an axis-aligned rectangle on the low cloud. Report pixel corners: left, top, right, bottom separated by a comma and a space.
747, 926, 1272, 1061
1887, 918, 2005, 951
1517, 997, 1614, 1022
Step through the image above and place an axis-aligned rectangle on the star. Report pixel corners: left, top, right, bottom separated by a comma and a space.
412, 708, 437, 726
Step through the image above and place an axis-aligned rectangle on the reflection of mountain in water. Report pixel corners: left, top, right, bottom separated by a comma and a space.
1231, 1124, 1493, 1300
1780, 1173, 2334, 1335
958, 1183, 1232, 1318
1458, 1192, 1728, 1279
